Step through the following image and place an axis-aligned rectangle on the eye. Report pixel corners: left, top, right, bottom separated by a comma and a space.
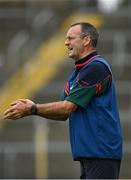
66, 36, 75, 41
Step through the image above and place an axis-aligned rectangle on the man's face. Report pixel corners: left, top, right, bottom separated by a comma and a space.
65, 25, 86, 61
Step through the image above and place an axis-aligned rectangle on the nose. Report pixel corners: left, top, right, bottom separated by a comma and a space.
65, 38, 69, 46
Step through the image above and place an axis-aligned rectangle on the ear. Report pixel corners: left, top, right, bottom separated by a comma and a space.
83, 36, 91, 46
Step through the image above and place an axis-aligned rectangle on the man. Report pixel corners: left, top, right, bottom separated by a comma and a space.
4, 22, 122, 179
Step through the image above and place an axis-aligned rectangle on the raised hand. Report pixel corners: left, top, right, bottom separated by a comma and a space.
3, 99, 34, 120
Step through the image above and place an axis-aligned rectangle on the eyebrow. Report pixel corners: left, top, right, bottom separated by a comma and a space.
66, 34, 82, 38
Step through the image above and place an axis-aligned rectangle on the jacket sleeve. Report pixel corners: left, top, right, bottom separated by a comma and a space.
66, 61, 112, 109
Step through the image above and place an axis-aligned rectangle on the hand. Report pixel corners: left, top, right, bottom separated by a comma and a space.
3, 99, 34, 120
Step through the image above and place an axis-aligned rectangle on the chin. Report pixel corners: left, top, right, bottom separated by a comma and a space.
68, 52, 78, 60
69, 56, 75, 60
68, 52, 74, 58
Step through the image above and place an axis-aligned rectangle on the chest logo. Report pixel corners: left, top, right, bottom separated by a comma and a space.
70, 86, 74, 90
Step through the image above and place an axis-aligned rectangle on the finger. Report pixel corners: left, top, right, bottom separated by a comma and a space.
4, 110, 18, 120
4, 107, 18, 119
4, 107, 14, 116
4, 114, 18, 120
4, 115, 12, 119
13, 114, 22, 120
10, 100, 21, 106
6, 111, 23, 120
4, 112, 14, 119
18, 99, 28, 103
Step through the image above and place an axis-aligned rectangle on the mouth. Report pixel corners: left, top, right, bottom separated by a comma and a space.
68, 47, 73, 52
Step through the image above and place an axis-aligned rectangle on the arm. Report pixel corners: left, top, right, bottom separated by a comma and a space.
65, 61, 112, 109
3, 99, 77, 121
35, 100, 77, 120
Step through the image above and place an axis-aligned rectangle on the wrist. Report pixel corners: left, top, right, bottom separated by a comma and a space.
30, 103, 38, 115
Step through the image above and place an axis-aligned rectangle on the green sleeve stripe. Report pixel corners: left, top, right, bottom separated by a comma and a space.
65, 76, 111, 109
66, 84, 96, 109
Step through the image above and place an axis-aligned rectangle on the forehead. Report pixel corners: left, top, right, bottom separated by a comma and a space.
66, 25, 81, 36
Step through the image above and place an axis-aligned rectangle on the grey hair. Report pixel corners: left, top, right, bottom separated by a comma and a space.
70, 22, 99, 47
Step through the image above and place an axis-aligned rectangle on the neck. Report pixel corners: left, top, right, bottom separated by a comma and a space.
75, 51, 98, 67
75, 49, 96, 62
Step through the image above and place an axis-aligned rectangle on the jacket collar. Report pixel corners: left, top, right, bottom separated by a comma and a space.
75, 51, 100, 68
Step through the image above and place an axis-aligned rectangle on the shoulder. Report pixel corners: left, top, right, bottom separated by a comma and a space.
78, 61, 111, 86
79, 61, 111, 79
82, 60, 110, 73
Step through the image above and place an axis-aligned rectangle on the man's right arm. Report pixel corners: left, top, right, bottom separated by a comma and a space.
3, 99, 78, 121
35, 100, 77, 120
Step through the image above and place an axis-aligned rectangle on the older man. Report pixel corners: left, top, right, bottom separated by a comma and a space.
4, 22, 122, 179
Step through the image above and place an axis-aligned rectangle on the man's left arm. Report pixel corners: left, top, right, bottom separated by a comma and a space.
66, 61, 112, 109
3, 99, 78, 121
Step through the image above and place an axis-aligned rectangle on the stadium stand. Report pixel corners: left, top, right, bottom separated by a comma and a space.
0, 0, 131, 178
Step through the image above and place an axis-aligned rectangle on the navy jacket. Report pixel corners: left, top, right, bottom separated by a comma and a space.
63, 55, 122, 160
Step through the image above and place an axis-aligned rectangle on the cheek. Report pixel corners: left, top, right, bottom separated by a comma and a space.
72, 40, 84, 53
80, 41, 85, 49
79, 46, 85, 53
75, 43, 84, 53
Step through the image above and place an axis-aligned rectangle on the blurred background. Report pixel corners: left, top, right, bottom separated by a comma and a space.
0, 0, 131, 179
